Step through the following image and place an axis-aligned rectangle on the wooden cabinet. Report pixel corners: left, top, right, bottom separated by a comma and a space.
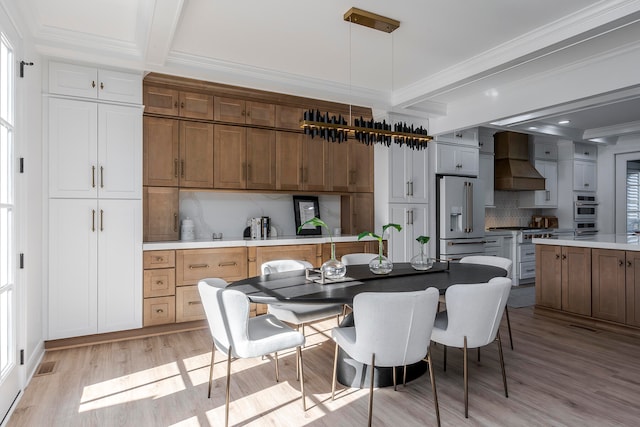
214, 97, 275, 126
518, 160, 558, 208
275, 105, 304, 130
276, 132, 329, 191
341, 193, 374, 235
626, 251, 640, 327
49, 98, 142, 199
143, 117, 213, 188
143, 187, 179, 241
329, 140, 374, 192
176, 247, 248, 285
49, 61, 142, 104
389, 204, 429, 263
144, 86, 214, 120
214, 125, 276, 190
536, 245, 562, 310
434, 142, 479, 176
321, 241, 379, 261
248, 244, 320, 277
592, 249, 626, 323
143, 250, 176, 326
389, 143, 429, 203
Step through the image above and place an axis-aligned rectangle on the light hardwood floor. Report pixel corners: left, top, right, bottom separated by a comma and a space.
8, 307, 640, 426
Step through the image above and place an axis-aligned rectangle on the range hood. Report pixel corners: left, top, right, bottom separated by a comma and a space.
494, 131, 546, 191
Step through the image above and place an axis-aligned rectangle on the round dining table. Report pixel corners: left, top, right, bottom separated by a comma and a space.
227, 261, 508, 388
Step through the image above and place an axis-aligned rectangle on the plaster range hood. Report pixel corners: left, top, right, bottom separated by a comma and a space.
494, 131, 546, 191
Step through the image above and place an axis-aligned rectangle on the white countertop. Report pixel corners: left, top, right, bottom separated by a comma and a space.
143, 235, 376, 251
533, 234, 640, 251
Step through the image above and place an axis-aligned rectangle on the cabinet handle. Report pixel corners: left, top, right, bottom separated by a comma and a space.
181, 160, 185, 178
91, 80, 96, 88
174, 101, 178, 109
546, 190, 550, 201
91, 165, 96, 188
628, 261, 633, 267
174, 159, 178, 178
545, 151, 550, 155
409, 181, 414, 196
455, 132, 462, 138
406, 181, 410, 197
155, 256, 164, 261
173, 214, 178, 232
525, 268, 535, 273
242, 110, 246, 116
100, 209, 104, 231
562, 254, 567, 260
188, 301, 203, 305
100, 166, 104, 188
555, 254, 560, 259
619, 259, 624, 267
181, 102, 185, 109
584, 151, 590, 156
410, 209, 414, 225
155, 280, 164, 285
189, 264, 210, 269
218, 261, 237, 267
91, 209, 96, 232
100, 82, 104, 90
155, 308, 164, 313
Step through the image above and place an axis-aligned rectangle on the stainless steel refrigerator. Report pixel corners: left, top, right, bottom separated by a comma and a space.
436, 175, 486, 260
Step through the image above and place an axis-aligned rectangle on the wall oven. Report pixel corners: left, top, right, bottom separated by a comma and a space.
574, 221, 598, 240
574, 193, 598, 220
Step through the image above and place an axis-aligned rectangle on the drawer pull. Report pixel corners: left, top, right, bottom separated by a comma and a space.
188, 301, 203, 305
218, 261, 237, 267
189, 264, 210, 269
155, 308, 164, 313
155, 280, 164, 285
155, 256, 164, 261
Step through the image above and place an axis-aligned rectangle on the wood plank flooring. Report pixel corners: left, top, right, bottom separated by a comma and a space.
8, 307, 640, 426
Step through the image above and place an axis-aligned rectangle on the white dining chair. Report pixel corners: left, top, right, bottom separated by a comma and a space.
331, 288, 441, 427
341, 253, 377, 265
459, 255, 514, 350
262, 260, 344, 339
430, 277, 512, 418
198, 281, 306, 427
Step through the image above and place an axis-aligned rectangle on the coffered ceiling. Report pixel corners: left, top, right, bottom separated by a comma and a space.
11, 0, 640, 142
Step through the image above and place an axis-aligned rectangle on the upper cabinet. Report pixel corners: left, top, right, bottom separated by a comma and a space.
214, 97, 275, 126
518, 160, 558, 208
144, 86, 214, 120
329, 140, 374, 193
434, 142, 479, 177
389, 143, 429, 203
49, 61, 141, 104
558, 141, 598, 192
275, 132, 329, 192
434, 128, 478, 146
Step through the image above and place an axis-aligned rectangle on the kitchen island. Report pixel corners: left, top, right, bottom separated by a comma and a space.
532, 234, 640, 334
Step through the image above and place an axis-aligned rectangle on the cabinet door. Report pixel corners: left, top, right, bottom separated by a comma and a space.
98, 104, 142, 198
535, 244, 562, 310
458, 146, 480, 176
179, 91, 214, 120
97, 199, 142, 333
214, 125, 247, 189
626, 251, 640, 326
143, 186, 179, 241
574, 161, 597, 191
341, 193, 374, 235
246, 129, 276, 190
144, 117, 179, 186
179, 121, 214, 188
561, 246, 591, 315
176, 247, 248, 284
329, 142, 350, 192
389, 204, 429, 263
255, 244, 319, 270
49, 62, 97, 99
246, 101, 275, 126
176, 285, 206, 322
390, 145, 429, 204
49, 98, 98, 198
214, 96, 246, 124
48, 199, 98, 339
322, 241, 372, 261
435, 143, 479, 176
302, 136, 329, 191
144, 86, 179, 116
275, 105, 303, 130
97, 69, 142, 104
350, 141, 374, 192
591, 249, 626, 323
479, 154, 494, 207
275, 131, 302, 191
535, 161, 557, 207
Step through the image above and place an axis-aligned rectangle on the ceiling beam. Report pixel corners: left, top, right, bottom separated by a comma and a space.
144, 0, 184, 66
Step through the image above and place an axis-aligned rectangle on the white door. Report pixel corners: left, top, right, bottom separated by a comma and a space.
0, 27, 20, 421
389, 204, 430, 262
97, 199, 142, 333
48, 199, 98, 339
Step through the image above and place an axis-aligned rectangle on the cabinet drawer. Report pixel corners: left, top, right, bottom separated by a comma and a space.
144, 250, 176, 269
143, 268, 175, 297
143, 296, 176, 326
519, 245, 536, 262
519, 261, 536, 279
176, 247, 248, 285
176, 285, 206, 322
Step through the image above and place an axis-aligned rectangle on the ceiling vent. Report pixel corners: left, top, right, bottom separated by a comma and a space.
494, 131, 546, 191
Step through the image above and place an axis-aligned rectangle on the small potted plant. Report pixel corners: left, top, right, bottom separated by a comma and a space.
358, 223, 402, 274
411, 235, 433, 270
298, 217, 346, 280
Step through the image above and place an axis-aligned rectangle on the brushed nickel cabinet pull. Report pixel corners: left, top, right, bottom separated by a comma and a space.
155, 308, 164, 314
100, 166, 104, 188
218, 261, 237, 267
92, 165, 96, 188
155, 280, 164, 285
91, 80, 96, 88
100, 82, 104, 90
173, 214, 178, 232
188, 301, 203, 305
189, 264, 210, 269
174, 159, 178, 178
406, 181, 410, 197
91, 209, 96, 232
100, 209, 104, 231
181, 160, 185, 178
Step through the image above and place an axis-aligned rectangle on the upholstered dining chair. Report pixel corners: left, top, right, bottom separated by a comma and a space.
198, 280, 306, 427
340, 252, 377, 265
459, 255, 514, 350
331, 288, 441, 427
261, 260, 344, 339
430, 277, 512, 418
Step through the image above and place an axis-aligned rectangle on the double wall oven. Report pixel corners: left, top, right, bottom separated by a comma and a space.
574, 193, 598, 239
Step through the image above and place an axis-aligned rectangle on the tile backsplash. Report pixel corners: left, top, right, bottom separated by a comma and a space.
485, 191, 543, 228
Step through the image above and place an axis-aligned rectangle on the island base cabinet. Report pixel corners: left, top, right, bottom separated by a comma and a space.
592, 249, 626, 323
536, 245, 562, 310
561, 246, 592, 316
626, 251, 640, 327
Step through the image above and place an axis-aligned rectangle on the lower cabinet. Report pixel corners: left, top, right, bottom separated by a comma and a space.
49, 198, 142, 339
321, 241, 379, 262
592, 249, 626, 323
626, 251, 640, 327
388, 204, 429, 263
143, 250, 176, 326
248, 244, 321, 277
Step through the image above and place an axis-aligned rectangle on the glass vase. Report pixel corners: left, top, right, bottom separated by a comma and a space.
322, 242, 347, 280
410, 243, 433, 271
369, 240, 393, 274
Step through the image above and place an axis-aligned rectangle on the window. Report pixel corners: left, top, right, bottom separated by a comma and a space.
627, 165, 640, 233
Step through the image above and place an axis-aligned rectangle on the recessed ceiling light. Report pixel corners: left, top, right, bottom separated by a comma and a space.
558, 120, 570, 124
528, 126, 538, 130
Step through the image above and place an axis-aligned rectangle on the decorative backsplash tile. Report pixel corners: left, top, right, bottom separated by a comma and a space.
485, 191, 542, 228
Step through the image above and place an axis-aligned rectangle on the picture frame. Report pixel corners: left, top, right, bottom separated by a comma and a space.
293, 196, 321, 235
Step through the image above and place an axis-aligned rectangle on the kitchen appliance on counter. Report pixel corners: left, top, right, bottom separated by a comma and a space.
437, 175, 485, 260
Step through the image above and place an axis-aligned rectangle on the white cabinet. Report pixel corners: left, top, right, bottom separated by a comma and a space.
573, 142, 597, 161
479, 153, 495, 207
434, 128, 478, 146
574, 160, 597, 191
49, 61, 142, 104
389, 144, 429, 203
48, 199, 142, 339
49, 98, 142, 199
518, 160, 558, 208
388, 204, 430, 262
532, 141, 558, 160
434, 142, 479, 176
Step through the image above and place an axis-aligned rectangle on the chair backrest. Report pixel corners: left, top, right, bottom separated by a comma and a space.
198, 278, 229, 288
341, 253, 377, 265
198, 282, 251, 358
442, 277, 512, 348
261, 259, 313, 275
349, 288, 440, 367
460, 255, 512, 279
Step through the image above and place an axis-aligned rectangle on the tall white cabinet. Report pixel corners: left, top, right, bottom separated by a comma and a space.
47, 61, 143, 340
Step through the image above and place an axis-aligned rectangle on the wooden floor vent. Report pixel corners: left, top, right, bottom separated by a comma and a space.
34, 361, 57, 376
568, 324, 599, 333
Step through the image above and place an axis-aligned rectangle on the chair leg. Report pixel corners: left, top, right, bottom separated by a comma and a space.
393, 366, 397, 391
331, 343, 339, 400
403, 365, 407, 387
368, 353, 376, 427
208, 343, 215, 398
336, 313, 340, 326
464, 336, 469, 419
497, 331, 509, 398
443, 345, 447, 372
225, 347, 232, 427
477, 348, 481, 362
505, 307, 514, 350
297, 346, 307, 411
296, 325, 301, 379
426, 349, 441, 427
275, 351, 279, 382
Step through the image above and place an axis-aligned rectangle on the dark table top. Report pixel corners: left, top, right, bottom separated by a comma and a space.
227, 262, 507, 304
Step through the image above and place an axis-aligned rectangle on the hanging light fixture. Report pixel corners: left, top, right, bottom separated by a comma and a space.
300, 7, 432, 150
